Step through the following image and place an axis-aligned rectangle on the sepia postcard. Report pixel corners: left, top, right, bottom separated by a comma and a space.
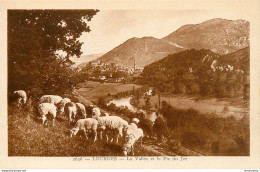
0, 0, 260, 169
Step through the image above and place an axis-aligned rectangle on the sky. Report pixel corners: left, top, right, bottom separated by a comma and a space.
79, 10, 251, 55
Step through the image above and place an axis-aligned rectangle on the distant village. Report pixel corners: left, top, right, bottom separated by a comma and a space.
79, 60, 143, 83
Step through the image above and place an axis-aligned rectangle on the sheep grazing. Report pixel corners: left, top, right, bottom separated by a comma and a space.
56, 98, 71, 115
92, 107, 101, 119
64, 102, 77, 124
75, 103, 87, 119
106, 116, 128, 143
131, 118, 140, 125
122, 127, 143, 156
39, 95, 63, 105
13, 90, 27, 108
97, 116, 128, 143
123, 123, 138, 138
70, 118, 98, 142
96, 116, 111, 141
63, 98, 71, 103
37, 103, 57, 126
103, 112, 110, 117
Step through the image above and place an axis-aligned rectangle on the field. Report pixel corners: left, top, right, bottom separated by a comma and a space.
76, 81, 141, 103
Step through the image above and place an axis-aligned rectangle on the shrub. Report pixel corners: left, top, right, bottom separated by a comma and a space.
175, 83, 187, 94
200, 84, 213, 96
98, 97, 107, 108
188, 82, 200, 94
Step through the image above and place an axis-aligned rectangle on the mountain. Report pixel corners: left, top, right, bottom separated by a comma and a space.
70, 53, 104, 68
97, 18, 249, 67
219, 47, 249, 74
97, 37, 184, 67
163, 18, 249, 55
141, 48, 249, 97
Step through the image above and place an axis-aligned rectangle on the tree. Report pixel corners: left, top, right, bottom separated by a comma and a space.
8, 10, 99, 98
143, 94, 152, 110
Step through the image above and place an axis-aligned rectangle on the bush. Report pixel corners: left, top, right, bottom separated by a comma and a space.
188, 82, 200, 94
98, 97, 107, 108
175, 83, 187, 94
200, 84, 213, 96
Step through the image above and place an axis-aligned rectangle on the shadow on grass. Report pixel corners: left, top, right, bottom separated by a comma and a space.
56, 117, 66, 122
104, 142, 123, 154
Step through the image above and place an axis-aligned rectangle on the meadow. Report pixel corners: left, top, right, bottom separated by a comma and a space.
76, 81, 141, 103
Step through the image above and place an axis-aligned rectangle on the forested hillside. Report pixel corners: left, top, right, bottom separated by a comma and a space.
140, 48, 249, 98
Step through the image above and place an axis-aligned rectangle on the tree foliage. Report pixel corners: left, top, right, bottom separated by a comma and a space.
8, 10, 99, 98
140, 48, 249, 98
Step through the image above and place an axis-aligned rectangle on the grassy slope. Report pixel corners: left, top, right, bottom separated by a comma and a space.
76, 81, 141, 103
8, 82, 146, 156
8, 103, 157, 156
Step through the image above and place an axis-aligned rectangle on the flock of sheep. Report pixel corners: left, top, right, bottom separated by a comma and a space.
13, 90, 144, 156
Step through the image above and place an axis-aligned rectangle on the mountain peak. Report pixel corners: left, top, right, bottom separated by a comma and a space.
97, 18, 249, 67
202, 18, 249, 25
163, 18, 249, 55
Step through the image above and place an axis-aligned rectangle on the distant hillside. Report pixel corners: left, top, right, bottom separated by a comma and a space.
70, 53, 104, 68
219, 47, 249, 74
141, 48, 250, 98
163, 18, 249, 55
97, 37, 184, 67
97, 18, 249, 67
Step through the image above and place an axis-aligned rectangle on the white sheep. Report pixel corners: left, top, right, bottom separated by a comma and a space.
122, 127, 143, 156
39, 95, 62, 105
56, 98, 71, 115
105, 116, 128, 143
131, 118, 140, 125
96, 116, 128, 143
76, 103, 87, 119
123, 123, 138, 135
92, 107, 101, 119
123, 123, 138, 141
70, 118, 98, 142
63, 98, 71, 103
37, 103, 57, 126
104, 112, 110, 117
96, 116, 111, 141
14, 90, 27, 108
64, 102, 77, 124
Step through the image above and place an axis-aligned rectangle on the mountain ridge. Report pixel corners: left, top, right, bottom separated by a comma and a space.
97, 18, 249, 67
